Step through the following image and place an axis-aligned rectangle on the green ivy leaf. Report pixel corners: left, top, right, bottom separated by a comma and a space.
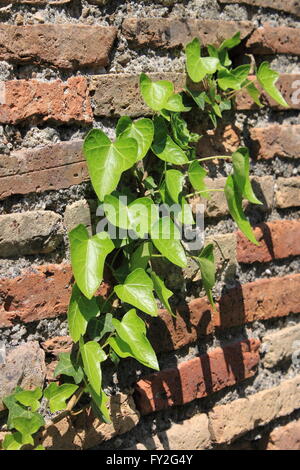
44, 383, 78, 413
176, 195, 195, 225
244, 80, 263, 107
3, 432, 24, 450
129, 241, 153, 271
186, 88, 206, 110
165, 169, 185, 203
170, 113, 201, 149
80, 339, 106, 395
13, 413, 45, 444
34, 445, 45, 450
185, 38, 219, 83
87, 313, 115, 342
104, 195, 158, 238
54, 352, 84, 384
83, 128, 137, 201
3, 391, 36, 430
69, 225, 114, 299
151, 216, 187, 268
109, 309, 159, 370
219, 32, 241, 50
150, 270, 174, 316
152, 116, 189, 164
140, 73, 174, 111
116, 117, 154, 160
15, 388, 42, 412
224, 175, 259, 245
163, 93, 191, 113
218, 65, 250, 91
67, 283, 101, 342
114, 268, 158, 316
87, 384, 111, 424
232, 147, 262, 205
257, 62, 288, 107
188, 161, 209, 198
196, 244, 216, 309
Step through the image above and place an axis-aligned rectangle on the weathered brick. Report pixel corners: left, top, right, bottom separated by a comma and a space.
147, 298, 214, 353
250, 125, 300, 160
129, 413, 211, 450
0, 210, 63, 257
0, 342, 46, 411
0, 25, 116, 69
90, 73, 186, 117
0, 141, 88, 199
190, 175, 273, 218
247, 26, 300, 55
0, 393, 139, 450
218, 0, 300, 17
122, 18, 253, 49
64, 200, 92, 235
134, 339, 260, 415
0, 0, 70, 4
236, 74, 300, 110
208, 375, 300, 444
262, 324, 300, 368
215, 274, 300, 330
237, 220, 300, 263
42, 336, 73, 357
275, 177, 300, 208
0, 264, 111, 328
266, 420, 300, 450
197, 124, 241, 158
0, 77, 92, 124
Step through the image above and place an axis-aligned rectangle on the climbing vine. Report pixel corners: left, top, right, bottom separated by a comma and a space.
1, 33, 287, 450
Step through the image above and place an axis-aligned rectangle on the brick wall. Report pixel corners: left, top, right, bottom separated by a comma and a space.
0, 0, 300, 451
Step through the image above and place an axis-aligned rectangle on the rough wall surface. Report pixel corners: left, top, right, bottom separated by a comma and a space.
0, 0, 300, 451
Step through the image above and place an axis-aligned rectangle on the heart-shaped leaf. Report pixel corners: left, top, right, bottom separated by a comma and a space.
150, 270, 174, 316
244, 80, 263, 107
15, 388, 42, 413
224, 175, 259, 245
87, 313, 115, 342
54, 352, 84, 384
151, 217, 187, 268
87, 384, 111, 424
188, 161, 209, 198
104, 195, 158, 238
218, 65, 250, 91
69, 225, 114, 299
171, 113, 200, 149
79, 339, 106, 395
67, 283, 101, 342
186, 38, 219, 83
257, 62, 288, 107
165, 169, 184, 203
232, 147, 262, 205
196, 243, 216, 309
163, 93, 191, 113
83, 128, 137, 201
13, 413, 44, 443
3, 390, 36, 429
3, 433, 24, 450
129, 241, 153, 271
116, 117, 154, 160
114, 268, 158, 316
109, 309, 159, 370
44, 383, 78, 413
152, 116, 189, 164
140, 73, 174, 111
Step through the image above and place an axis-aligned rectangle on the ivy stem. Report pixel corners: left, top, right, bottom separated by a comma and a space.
185, 155, 232, 164
186, 188, 224, 198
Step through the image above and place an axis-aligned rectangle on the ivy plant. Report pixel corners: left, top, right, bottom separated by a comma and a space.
0, 33, 287, 450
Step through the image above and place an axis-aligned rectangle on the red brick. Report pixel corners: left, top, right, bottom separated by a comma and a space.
147, 298, 214, 354
236, 74, 300, 110
237, 220, 300, 264
266, 420, 300, 450
0, 77, 92, 125
214, 274, 300, 330
0, 141, 88, 199
250, 125, 300, 160
247, 26, 300, 55
218, 0, 300, 17
122, 18, 253, 49
134, 339, 260, 415
42, 336, 73, 357
0, 264, 111, 328
0, 25, 116, 69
